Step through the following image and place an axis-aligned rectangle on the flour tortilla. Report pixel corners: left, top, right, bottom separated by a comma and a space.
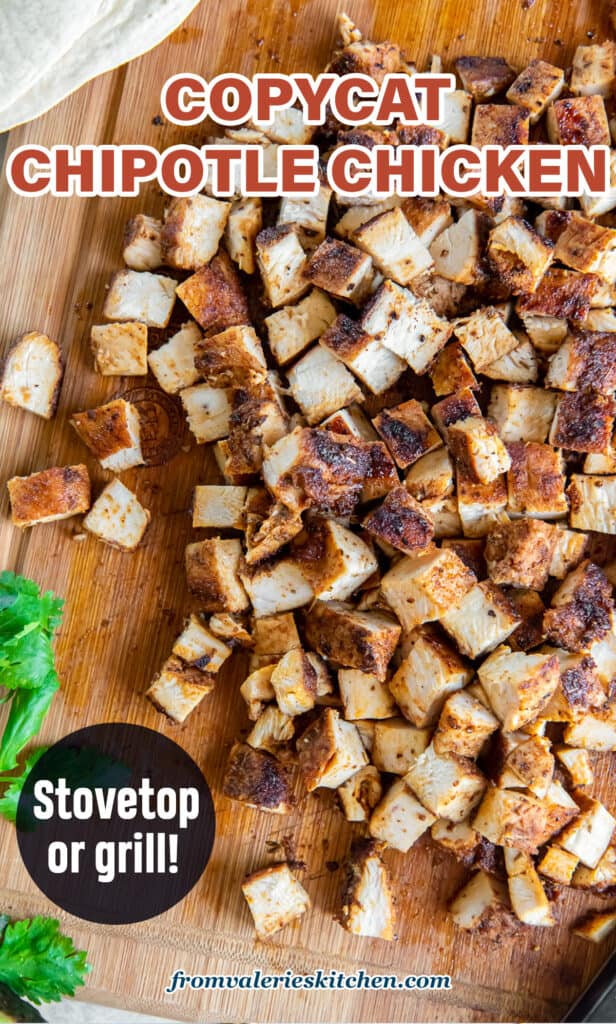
0, 0, 201, 132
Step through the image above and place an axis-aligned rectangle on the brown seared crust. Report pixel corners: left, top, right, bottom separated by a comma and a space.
70, 400, 135, 460
296, 709, 337, 790
303, 601, 401, 679
339, 837, 392, 930
507, 589, 546, 651
320, 314, 371, 360
411, 273, 469, 319
457, 464, 508, 510
506, 441, 566, 514
455, 56, 516, 99
565, 332, 616, 395
442, 538, 487, 579
362, 486, 434, 555
472, 105, 530, 147
328, 40, 400, 84
337, 128, 399, 149
544, 561, 614, 652
373, 400, 441, 469
488, 221, 553, 294
561, 656, 606, 711
402, 195, 451, 234
123, 214, 159, 251
363, 441, 401, 501
539, 210, 573, 245
551, 96, 609, 146
516, 268, 598, 320
292, 429, 373, 515
246, 503, 304, 565
551, 391, 616, 453
185, 540, 226, 609
485, 519, 558, 590
432, 388, 481, 435
430, 342, 477, 397
223, 742, 294, 812
161, 654, 216, 691
398, 124, 447, 148
176, 251, 250, 334
8, 464, 91, 527
305, 239, 368, 296
194, 328, 265, 387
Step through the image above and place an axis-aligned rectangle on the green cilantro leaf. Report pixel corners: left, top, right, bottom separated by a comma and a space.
0, 749, 48, 823
0, 917, 89, 1004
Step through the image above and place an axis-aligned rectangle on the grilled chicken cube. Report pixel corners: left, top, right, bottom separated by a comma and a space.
472, 786, 548, 853
574, 910, 616, 944
246, 706, 295, 755
572, 845, 616, 893
363, 487, 433, 556
1, 332, 63, 419
256, 225, 310, 308
585, 450, 616, 474
162, 195, 230, 270
270, 649, 317, 716
449, 871, 518, 936
253, 105, 313, 144
506, 856, 555, 927
240, 664, 276, 720
568, 474, 616, 533
503, 735, 554, 797
506, 441, 567, 519
319, 314, 405, 395
456, 464, 508, 538
327, 30, 400, 83
361, 280, 451, 374
405, 447, 454, 502
518, 266, 598, 319
369, 778, 436, 852
122, 214, 163, 270
478, 645, 560, 731
455, 307, 519, 372
353, 207, 433, 285
430, 819, 481, 863
371, 717, 431, 774
556, 746, 594, 787
481, 332, 538, 385
180, 384, 232, 444
373, 400, 441, 471
538, 845, 579, 885
439, 89, 473, 142
550, 391, 615, 454
430, 342, 477, 397
434, 691, 499, 759
381, 547, 476, 632
520, 312, 568, 353
547, 332, 616, 395
83, 478, 150, 551
265, 289, 336, 366
245, 501, 303, 566
242, 862, 309, 939
441, 538, 487, 579
335, 198, 400, 240
147, 321, 201, 394
297, 708, 368, 790
8, 464, 90, 528
553, 213, 616, 280
485, 519, 559, 590
455, 55, 515, 99
339, 838, 395, 940
251, 612, 300, 666
506, 59, 565, 121
225, 196, 262, 274
223, 742, 294, 814
570, 41, 616, 96
185, 537, 248, 612
405, 745, 486, 823
176, 252, 250, 332
401, 196, 453, 247
338, 668, 396, 721
429, 209, 484, 285
564, 704, 616, 751
103, 269, 175, 327
303, 601, 400, 680
441, 580, 520, 658
278, 185, 332, 248
447, 416, 511, 485
549, 528, 589, 580
420, 495, 460, 538
545, 649, 606, 720
287, 345, 363, 425
194, 325, 267, 387
241, 558, 313, 618
172, 613, 231, 673
390, 628, 472, 727
192, 484, 246, 529
471, 104, 530, 147
487, 217, 553, 294
580, 150, 616, 219
547, 95, 610, 146
299, 518, 378, 601
90, 321, 147, 376
338, 767, 383, 822
145, 656, 214, 723
487, 385, 556, 444
544, 561, 613, 651
71, 398, 143, 472
305, 238, 373, 304
558, 797, 615, 868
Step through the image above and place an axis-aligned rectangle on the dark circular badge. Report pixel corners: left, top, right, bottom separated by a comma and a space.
118, 386, 185, 465
16, 723, 215, 925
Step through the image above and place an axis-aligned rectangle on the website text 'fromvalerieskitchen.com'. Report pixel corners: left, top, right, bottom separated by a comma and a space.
165, 969, 452, 993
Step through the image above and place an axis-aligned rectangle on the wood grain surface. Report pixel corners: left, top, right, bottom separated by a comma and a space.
1, 1, 615, 1020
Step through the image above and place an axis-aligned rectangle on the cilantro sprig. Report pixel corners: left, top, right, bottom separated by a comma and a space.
0, 916, 89, 1004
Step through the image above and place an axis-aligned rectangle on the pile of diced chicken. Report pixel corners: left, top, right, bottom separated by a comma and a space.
4, 13, 616, 947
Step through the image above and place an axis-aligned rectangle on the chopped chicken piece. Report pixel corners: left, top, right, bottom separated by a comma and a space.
319, 313, 405, 395
147, 321, 202, 394
487, 385, 556, 444
456, 464, 508, 538
122, 214, 162, 270
405, 447, 454, 502
473, 786, 548, 853
568, 474, 616, 533
481, 332, 538, 384
194, 325, 266, 388
240, 664, 276, 720
550, 391, 615, 454
585, 449, 616, 474
265, 289, 336, 366
278, 184, 332, 248
503, 735, 554, 797
506, 59, 565, 121
546, 332, 616, 396
547, 95, 610, 146
305, 237, 373, 304
429, 209, 485, 285
223, 742, 294, 813
549, 527, 589, 579
553, 213, 616, 280
8, 464, 90, 528
405, 744, 486, 823
225, 197, 262, 274
1, 332, 63, 419
185, 537, 248, 612
83, 478, 150, 551
520, 312, 568, 353
441, 538, 486, 578
517, 267, 598, 320
353, 207, 433, 285
371, 717, 431, 774
90, 321, 147, 376
455, 307, 519, 372
506, 859, 555, 927
180, 384, 232, 444
570, 42, 616, 96
363, 486, 434, 556
338, 767, 383, 822
430, 819, 481, 864
369, 778, 436, 852
361, 280, 452, 376
192, 485, 246, 529
580, 150, 616, 218
245, 502, 303, 566
558, 797, 615, 868
287, 345, 363, 425
253, 106, 314, 145
335, 198, 400, 240
556, 746, 594, 787
296, 518, 378, 601
440, 89, 473, 143
145, 656, 214, 723
162, 195, 230, 269
478, 645, 560, 731
471, 104, 530, 147
421, 495, 461, 538
401, 197, 453, 247
455, 56, 515, 99
506, 441, 568, 519
270, 649, 317, 716
241, 558, 314, 618
176, 252, 250, 332
485, 519, 559, 590
538, 845, 579, 885
327, 33, 400, 83
487, 217, 553, 294
572, 845, 616, 893
256, 225, 310, 308
449, 870, 518, 937
390, 628, 472, 727
339, 838, 395, 940
297, 707, 368, 790
338, 668, 396, 721
381, 546, 476, 631
564, 705, 616, 751
434, 690, 499, 759
448, 416, 511, 485
172, 614, 230, 674
544, 561, 613, 651
432, 389, 482, 440
440, 580, 520, 658
208, 612, 253, 649
103, 269, 175, 327
70, 398, 143, 472
429, 342, 477, 397
573, 910, 616, 944
304, 601, 400, 680
373, 399, 441, 470
242, 862, 310, 939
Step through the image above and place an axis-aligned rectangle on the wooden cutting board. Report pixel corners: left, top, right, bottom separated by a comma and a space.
1, 0, 616, 1019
